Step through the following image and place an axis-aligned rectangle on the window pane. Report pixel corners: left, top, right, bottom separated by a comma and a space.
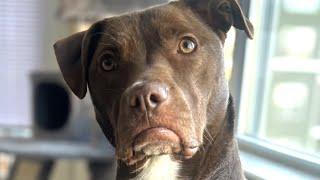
225, 28, 236, 80
239, 0, 320, 157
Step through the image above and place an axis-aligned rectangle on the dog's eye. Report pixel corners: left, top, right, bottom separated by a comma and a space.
101, 56, 116, 71
179, 37, 197, 54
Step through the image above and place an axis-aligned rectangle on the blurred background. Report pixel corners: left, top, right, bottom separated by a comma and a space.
0, 0, 319, 179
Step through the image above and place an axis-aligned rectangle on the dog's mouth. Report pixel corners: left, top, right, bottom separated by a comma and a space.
119, 127, 199, 165
133, 127, 182, 155
116, 123, 201, 166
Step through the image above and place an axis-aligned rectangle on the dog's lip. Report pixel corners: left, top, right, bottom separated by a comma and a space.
182, 146, 199, 159
131, 127, 200, 158
116, 122, 201, 165
132, 127, 181, 152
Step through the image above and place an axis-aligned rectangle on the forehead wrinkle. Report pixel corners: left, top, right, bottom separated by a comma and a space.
97, 16, 144, 62
94, 2, 216, 62
140, 4, 213, 45
147, 8, 192, 37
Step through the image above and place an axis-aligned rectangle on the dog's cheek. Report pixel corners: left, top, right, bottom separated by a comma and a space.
182, 82, 208, 145
88, 64, 124, 138
195, 98, 209, 145
192, 45, 226, 143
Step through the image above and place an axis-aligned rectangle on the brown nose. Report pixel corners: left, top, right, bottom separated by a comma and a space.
128, 82, 168, 112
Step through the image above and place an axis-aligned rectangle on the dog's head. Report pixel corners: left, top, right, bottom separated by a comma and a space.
54, 0, 253, 165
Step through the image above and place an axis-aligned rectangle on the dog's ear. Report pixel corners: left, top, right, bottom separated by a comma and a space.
54, 23, 116, 147
183, 0, 254, 39
54, 22, 102, 99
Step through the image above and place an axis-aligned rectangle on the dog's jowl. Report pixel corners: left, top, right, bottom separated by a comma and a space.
54, 0, 253, 179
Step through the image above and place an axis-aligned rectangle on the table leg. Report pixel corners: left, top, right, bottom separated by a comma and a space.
89, 160, 115, 180
7, 158, 54, 180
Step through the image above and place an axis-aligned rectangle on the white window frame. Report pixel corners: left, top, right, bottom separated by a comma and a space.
231, 0, 320, 178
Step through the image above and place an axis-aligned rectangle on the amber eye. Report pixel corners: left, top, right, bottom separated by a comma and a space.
179, 37, 197, 54
101, 55, 116, 71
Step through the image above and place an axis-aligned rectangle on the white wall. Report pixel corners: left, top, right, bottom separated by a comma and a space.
41, 0, 73, 71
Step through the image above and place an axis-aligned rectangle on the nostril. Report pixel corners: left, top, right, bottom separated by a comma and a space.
150, 94, 160, 104
130, 96, 140, 108
147, 89, 168, 108
128, 83, 169, 111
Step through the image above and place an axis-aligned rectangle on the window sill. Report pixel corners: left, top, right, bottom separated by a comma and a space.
238, 135, 320, 180
240, 150, 319, 180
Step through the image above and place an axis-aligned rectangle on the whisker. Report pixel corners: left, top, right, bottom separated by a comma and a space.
203, 128, 214, 145
200, 145, 206, 153
205, 128, 214, 141
203, 133, 210, 143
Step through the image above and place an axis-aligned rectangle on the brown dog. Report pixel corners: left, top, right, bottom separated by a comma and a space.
54, 0, 253, 179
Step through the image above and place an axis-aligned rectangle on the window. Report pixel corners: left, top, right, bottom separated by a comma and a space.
0, 0, 43, 129
224, 28, 236, 81
235, 0, 320, 177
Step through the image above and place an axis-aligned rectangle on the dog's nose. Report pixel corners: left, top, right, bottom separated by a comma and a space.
129, 82, 168, 111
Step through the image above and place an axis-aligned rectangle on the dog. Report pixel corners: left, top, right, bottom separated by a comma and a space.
54, 0, 253, 179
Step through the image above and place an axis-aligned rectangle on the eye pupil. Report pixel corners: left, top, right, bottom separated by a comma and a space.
104, 58, 113, 66
184, 40, 195, 50
179, 37, 197, 54
102, 56, 116, 71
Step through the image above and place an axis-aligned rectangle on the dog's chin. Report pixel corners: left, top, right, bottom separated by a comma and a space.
121, 127, 199, 165
133, 127, 182, 155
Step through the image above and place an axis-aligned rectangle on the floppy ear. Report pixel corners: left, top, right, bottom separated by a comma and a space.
53, 22, 102, 99
54, 22, 117, 146
183, 0, 254, 39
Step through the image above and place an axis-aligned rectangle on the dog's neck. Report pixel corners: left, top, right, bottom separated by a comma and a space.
116, 96, 244, 180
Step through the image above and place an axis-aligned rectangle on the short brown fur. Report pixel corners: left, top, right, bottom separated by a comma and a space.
54, 0, 253, 179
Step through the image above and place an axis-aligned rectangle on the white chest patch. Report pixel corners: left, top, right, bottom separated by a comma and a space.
132, 155, 180, 180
